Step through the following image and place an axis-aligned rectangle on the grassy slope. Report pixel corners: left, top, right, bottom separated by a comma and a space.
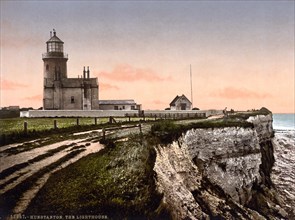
23, 108, 271, 218
25, 135, 163, 219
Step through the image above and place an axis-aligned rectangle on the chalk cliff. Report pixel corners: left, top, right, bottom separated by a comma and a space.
154, 114, 287, 219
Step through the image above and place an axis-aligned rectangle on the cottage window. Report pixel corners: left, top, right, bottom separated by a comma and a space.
114, 106, 118, 110
131, 106, 135, 110
122, 106, 125, 110
71, 96, 75, 103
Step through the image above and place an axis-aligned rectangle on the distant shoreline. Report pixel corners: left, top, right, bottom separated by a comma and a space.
274, 129, 295, 133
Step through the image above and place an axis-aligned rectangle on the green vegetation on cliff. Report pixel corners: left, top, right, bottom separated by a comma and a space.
25, 135, 165, 219
151, 118, 253, 144
151, 107, 272, 144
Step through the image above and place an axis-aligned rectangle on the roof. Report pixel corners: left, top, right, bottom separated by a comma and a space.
169, 94, 192, 106
169, 95, 180, 106
46, 31, 64, 43
98, 100, 136, 105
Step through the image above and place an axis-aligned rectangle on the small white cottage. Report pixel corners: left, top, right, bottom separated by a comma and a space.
169, 95, 192, 110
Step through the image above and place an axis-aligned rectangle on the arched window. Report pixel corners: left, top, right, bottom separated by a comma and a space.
46, 64, 49, 71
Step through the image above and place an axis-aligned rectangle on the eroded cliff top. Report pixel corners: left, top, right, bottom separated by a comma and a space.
151, 107, 272, 144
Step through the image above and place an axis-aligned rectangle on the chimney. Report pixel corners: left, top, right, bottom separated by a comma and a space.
83, 66, 86, 78
50, 31, 52, 38
87, 66, 90, 78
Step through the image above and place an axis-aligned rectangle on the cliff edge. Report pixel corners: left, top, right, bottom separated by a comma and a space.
154, 112, 287, 219
23, 109, 288, 219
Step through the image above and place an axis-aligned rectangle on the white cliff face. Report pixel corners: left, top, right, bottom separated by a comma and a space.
247, 114, 274, 141
154, 142, 205, 219
154, 141, 265, 220
183, 127, 262, 205
154, 114, 278, 219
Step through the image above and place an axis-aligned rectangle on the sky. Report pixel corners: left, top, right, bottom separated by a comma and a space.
0, 0, 294, 113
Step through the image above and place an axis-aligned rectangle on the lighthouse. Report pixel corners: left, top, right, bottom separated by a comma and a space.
42, 29, 99, 110
43, 29, 68, 109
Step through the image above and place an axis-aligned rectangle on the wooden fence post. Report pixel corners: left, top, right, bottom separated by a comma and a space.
54, 120, 57, 129
139, 123, 142, 134
24, 121, 28, 134
94, 117, 98, 125
102, 128, 106, 140
76, 118, 79, 126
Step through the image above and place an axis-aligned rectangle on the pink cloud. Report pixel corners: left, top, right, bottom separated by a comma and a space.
100, 83, 120, 91
97, 64, 173, 82
1, 79, 28, 90
212, 87, 272, 99
153, 100, 167, 105
24, 94, 42, 101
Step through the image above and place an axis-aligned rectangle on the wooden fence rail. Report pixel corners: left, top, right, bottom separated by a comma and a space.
22, 113, 205, 133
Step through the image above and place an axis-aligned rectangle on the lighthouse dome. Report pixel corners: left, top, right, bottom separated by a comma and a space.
46, 35, 64, 43
46, 29, 64, 53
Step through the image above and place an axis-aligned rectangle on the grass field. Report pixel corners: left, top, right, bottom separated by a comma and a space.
0, 117, 148, 135
0, 118, 100, 135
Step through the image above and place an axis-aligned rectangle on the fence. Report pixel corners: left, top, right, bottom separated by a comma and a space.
20, 109, 222, 118
19, 112, 209, 134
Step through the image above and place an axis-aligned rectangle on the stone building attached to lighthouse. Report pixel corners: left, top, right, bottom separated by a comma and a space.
43, 30, 99, 110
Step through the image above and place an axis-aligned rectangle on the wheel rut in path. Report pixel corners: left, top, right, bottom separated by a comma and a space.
0, 136, 104, 218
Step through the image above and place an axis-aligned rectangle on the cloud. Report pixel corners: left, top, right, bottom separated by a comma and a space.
98, 64, 173, 82
24, 94, 42, 101
152, 100, 167, 105
100, 83, 120, 91
1, 79, 29, 90
212, 87, 272, 99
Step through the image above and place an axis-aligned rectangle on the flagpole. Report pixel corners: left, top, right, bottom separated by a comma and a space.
190, 64, 193, 108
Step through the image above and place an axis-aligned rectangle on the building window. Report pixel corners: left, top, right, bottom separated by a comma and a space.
122, 106, 125, 110
71, 96, 75, 103
114, 106, 118, 110
131, 106, 135, 110
46, 64, 49, 71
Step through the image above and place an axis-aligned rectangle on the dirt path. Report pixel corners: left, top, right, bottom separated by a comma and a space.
0, 136, 103, 217
0, 123, 152, 218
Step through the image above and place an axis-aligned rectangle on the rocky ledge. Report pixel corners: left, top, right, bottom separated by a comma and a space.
154, 113, 287, 219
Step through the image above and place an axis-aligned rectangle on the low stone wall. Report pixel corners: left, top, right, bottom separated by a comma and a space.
21, 110, 138, 118
143, 109, 222, 118
20, 109, 223, 118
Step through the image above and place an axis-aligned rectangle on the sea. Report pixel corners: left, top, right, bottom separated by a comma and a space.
273, 113, 295, 131
271, 114, 295, 218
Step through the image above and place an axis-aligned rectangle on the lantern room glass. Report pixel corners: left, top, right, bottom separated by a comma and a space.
47, 42, 63, 52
